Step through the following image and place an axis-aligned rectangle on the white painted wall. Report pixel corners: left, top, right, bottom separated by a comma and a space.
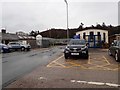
76, 29, 108, 43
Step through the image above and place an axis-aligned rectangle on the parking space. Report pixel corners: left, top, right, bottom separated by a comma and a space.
47, 49, 120, 71
5, 47, 120, 88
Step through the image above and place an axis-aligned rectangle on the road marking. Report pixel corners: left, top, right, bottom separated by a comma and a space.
103, 56, 111, 65
47, 54, 119, 71
76, 81, 87, 84
38, 77, 47, 80
88, 82, 105, 85
106, 83, 120, 87
53, 55, 64, 62
67, 61, 87, 69
47, 55, 64, 67
71, 80, 76, 83
70, 80, 120, 87
54, 62, 67, 68
88, 55, 91, 64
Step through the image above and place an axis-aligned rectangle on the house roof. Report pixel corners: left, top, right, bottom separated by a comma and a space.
76, 29, 108, 33
2, 33, 19, 40
1, 33, 35, 40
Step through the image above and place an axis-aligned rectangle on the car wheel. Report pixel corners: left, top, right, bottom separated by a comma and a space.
85, 55, 89, 59
64, 54, 68, 59
115, 53, 120, 62
21, 47, 25, 51
27, 48, 30, 51
108, 50, 112, 56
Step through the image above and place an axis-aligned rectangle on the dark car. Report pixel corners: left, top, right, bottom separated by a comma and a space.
108, 40, 120, 62
64, 39, 89, 59
8, 42, 31, 51
0, 43, 10, 53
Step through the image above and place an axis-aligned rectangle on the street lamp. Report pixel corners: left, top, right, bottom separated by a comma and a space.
64, 0, 69, 39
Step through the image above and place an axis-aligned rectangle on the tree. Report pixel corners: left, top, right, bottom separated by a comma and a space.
78, 22, 84, 30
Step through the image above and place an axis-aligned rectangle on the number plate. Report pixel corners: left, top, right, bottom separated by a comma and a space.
71, 53, 79, 55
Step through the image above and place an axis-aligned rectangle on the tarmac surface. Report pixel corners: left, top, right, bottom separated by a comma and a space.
2, 47, 120, 89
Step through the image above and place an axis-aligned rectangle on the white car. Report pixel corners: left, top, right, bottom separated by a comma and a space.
8, 42, 31, 51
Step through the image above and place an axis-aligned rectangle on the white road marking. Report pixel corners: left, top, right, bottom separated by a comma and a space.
70, 80, 120, 87
71, 80, 76, 83
38, 77, 47, 80
88, 82, 105, 85
106, 83, 120, 87
77, 81, 87, 84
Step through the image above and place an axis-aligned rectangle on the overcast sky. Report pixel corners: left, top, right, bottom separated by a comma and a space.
1, 0, 119, 33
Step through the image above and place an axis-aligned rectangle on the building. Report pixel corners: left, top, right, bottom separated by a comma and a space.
1, 29, 19, 44
16, 31, 28, 36
76, 29, 108, 48
1, 29, 37, 48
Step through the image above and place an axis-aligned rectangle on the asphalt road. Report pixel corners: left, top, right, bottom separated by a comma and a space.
2, 46, 64, 87
2, 46, 120, 89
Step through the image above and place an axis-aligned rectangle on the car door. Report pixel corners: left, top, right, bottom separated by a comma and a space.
11, 43, 20, 49
109, 42, 114, 55
15, 43, 21, 49
110, 42, 116, 56
112, 41, 118, 56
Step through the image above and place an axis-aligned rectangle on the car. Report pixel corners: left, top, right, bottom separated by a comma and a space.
108, 40, 120, 62
64, 39, 89, 59
0, 43, 10, 53
8, 42, 31, 51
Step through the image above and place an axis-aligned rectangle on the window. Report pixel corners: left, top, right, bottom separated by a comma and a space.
89, 32, 94, 41
83, 32, 86, 39
97, 32, 101, 41
103, 33, 106, 42
97, 32, 100, 35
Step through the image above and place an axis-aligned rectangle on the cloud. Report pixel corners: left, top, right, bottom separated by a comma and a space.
2, 1, 118, 33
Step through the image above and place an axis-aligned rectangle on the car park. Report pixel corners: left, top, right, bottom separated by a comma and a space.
64, 39, 89, 59
108, 40, 120, 62
0, 43, 10, 53
8, 42, 31, 51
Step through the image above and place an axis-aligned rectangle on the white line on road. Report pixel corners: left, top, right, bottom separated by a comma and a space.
106, 83, 120, 87
70, 80, 120, 87
77, 81, 87, 84
88, 82, 105, 85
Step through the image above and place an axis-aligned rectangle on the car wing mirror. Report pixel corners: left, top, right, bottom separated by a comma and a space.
111, 42, 114, 46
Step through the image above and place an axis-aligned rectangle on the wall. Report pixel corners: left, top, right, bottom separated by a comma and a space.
76, 29, 108, 43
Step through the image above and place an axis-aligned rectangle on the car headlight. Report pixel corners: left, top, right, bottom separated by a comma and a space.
66, 46, 70, 51
3, 46, 8, 49
81, 46, 87, 50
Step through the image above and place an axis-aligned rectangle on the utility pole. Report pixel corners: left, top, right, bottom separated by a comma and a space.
64, 0, 69, 39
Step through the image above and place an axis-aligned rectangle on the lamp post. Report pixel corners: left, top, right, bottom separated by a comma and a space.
64, 0, 69, 39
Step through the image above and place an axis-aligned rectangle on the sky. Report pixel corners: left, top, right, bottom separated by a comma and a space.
1, 0, 119, 33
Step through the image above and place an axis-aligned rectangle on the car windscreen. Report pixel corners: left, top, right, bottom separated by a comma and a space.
69, 39, 86, 45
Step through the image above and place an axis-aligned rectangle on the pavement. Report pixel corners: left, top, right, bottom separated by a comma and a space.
3, 48, 120, 89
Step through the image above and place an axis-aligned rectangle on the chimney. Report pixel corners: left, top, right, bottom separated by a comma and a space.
1, 28, 6, 33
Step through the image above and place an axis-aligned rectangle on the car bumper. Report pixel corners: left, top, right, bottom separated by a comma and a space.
64, 50, 88, 56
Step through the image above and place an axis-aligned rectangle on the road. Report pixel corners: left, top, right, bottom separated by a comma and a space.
2, 46, 120, 89
2, 46, 64, 87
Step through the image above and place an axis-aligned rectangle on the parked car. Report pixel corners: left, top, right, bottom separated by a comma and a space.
0, 43, 10, 53
64, 39, 89, 59
108, 40, 120, 62
8, 42, 31, 51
